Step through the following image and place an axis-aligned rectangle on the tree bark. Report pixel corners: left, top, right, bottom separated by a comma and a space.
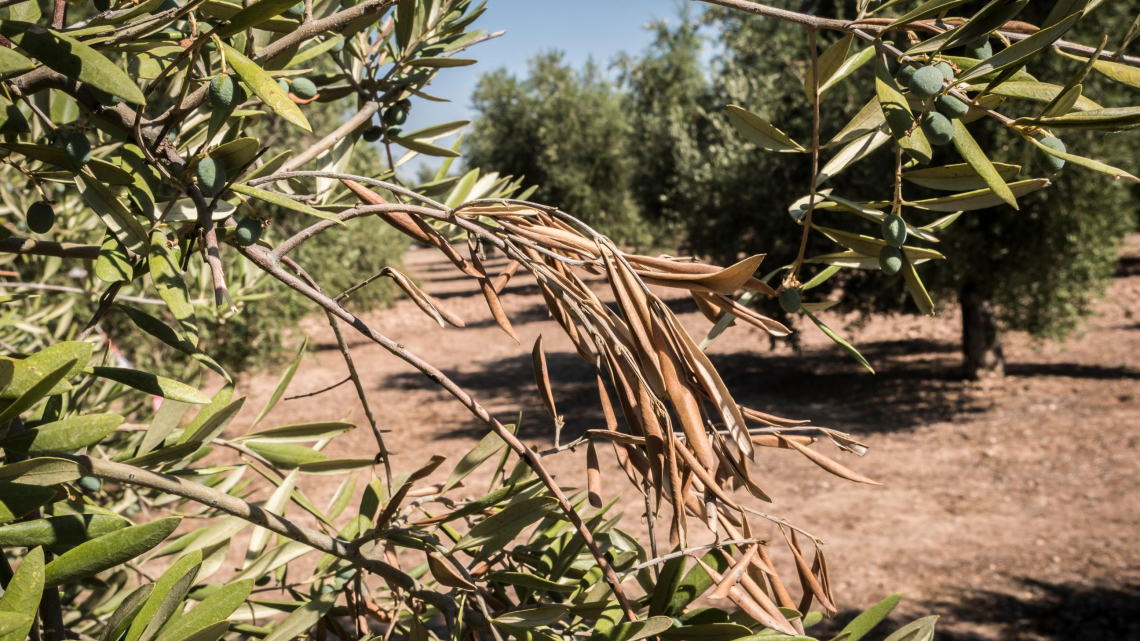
960, 283, 1004, 380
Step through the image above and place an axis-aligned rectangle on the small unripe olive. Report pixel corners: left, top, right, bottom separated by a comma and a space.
77, 476, 102, 493
382, 106, 407, 126
934, 61, 955, 82
965, 39, 992, 60
881, 214, 907, 248
879, 246, 903, 276
964, 34, 989, 49
331, 37, 345, 53
398, 98, 412, 111
167, 125, 179, 142
234, 217, 262, 247
284, 1, 303, 17
278, 79, 290, 92
27, 201, 55, 234
385, 125, 403, 138
908, 65, 944, 99
255, 575, 271, 587
895, 64, 917, 87
363, 126, 383, 142
209, 74, 236, 109
1034, 136, 1066, 174
921, 112, 954, 145
93, 0, 112, 11
195, 157, 226, 196
935, 94, 970, 119
290, 77, 317, 100
778, 288, 802, 314
64, 132, 92, 166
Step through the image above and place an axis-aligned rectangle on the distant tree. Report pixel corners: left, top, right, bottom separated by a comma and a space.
464, 52, 648, 243
617, 3, 1139, 378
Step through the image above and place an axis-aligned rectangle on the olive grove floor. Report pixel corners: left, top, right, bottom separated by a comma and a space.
223, 235, 1140, 641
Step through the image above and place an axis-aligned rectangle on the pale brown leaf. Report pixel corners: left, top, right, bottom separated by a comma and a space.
586, 440, 603, 508
778, 435, 881, 485
692, 555, 797, 635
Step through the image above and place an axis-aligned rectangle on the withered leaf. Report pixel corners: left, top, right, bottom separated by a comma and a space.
778, 435, 880, 485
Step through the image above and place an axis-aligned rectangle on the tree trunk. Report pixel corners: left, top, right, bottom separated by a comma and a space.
960, 283, 1004, 380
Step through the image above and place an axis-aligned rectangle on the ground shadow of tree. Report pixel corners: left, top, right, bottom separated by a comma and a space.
377, 328, 994, 441
806, 578, 1140, 641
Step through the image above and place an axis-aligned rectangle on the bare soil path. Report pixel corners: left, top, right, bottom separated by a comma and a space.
231, 237, 1140, 641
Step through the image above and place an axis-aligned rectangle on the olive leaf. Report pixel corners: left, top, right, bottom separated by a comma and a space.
1024, 135, 1139, 182
249, 337, 306, 429
874, 54, 931, 164
216, 0, 302, 37
220, 42, 311, 131
260, 592, 338, 641
806, 33, 851, 102
0, 546, 43, 641
0, 22, 145, 104
0, 481, 55, 524
229, 184, 345, 224
77, 172, 150, 257
959, 11, 1084, 86
0, 515, 130, 549
117, 305, 229, 381
907, 0, 1030, 56
0, 413, 122, 455
803, 310, 874, 373
904, 162, 1021, 191
886, 0, 972, 28
44, 518, 182, 587
88, 367, 212, 404
725, 105, 806, 153
951, 120, 1017, 209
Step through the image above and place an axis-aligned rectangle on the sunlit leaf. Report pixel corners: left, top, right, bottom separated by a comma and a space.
0, 22, 145, 104
44, 518, 181, 587
221, 42, 311, 131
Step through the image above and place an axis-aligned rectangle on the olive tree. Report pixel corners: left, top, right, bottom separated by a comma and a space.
0, 1, 1135, 641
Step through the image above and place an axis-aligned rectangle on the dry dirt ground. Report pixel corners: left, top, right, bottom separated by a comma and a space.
220, 236, 1140, 641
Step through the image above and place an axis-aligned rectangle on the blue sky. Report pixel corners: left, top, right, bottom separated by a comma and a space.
397, 0, 689, 175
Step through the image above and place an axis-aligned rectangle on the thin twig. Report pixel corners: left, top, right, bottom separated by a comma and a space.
290, 261, 393, 487
621, 538, 764, 574
284, 376, 353, 401
790, 28, 821, 283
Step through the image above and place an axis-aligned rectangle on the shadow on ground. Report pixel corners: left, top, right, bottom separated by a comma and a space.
377, 334, 993, 440
807, 578, 1140, 641
375, 326, 1140, 441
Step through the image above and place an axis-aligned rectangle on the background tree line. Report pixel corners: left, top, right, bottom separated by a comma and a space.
464, 1, 1140, 379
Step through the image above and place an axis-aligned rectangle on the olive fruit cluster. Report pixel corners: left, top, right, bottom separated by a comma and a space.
364, 99, 412, 141
878, 214, 907, 276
